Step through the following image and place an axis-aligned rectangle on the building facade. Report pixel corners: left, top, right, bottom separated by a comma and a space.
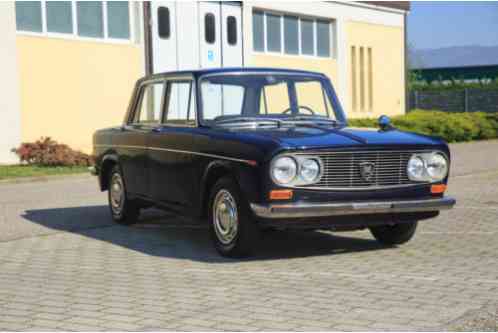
0, 1, 409, 164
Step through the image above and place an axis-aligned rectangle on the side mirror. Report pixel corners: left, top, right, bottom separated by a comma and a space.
378, 115, 394, 131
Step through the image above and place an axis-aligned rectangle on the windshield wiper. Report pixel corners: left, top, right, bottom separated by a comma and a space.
214, 117, 283, 128
284, 116, 341, 127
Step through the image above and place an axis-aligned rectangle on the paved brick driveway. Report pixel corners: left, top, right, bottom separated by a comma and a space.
0, 141, 497, 331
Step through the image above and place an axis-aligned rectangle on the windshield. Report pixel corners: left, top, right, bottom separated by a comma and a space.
199, 73, 346, 126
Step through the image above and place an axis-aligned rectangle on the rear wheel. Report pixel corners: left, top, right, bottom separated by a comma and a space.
369, 221, 418, 245
208, 176, 259, 258
108, 165, 139, 225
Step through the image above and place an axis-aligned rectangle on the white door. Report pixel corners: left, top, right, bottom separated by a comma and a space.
199, 2, 222, 69
151, 2, 177, 73
176, 2, 200, 70
220, 3, 243, 115
221, 3, 243, 68
199, 2, 222, 118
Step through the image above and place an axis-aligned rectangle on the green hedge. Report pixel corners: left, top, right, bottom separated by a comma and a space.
348, 110, 498, 143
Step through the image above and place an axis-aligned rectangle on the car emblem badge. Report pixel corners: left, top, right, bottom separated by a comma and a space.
359, 162, 376, 182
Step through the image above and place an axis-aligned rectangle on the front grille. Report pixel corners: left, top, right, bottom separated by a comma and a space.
298, 150, 427, 190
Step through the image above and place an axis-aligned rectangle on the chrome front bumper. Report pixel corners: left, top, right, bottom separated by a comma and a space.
250, 197, 456, 219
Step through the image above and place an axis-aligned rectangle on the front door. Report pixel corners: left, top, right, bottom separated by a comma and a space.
148, 78, 197, 211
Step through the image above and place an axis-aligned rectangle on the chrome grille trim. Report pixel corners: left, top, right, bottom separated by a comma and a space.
292, 150, 436, 191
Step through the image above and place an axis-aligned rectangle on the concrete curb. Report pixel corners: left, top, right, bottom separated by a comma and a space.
0, 173, 94, 185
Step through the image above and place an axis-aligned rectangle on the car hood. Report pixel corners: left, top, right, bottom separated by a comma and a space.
234, 125, 444, 149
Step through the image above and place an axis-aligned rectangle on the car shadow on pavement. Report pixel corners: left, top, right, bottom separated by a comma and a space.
22, 205, 391, 263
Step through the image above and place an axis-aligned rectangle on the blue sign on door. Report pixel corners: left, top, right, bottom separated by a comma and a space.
208, 50, 214, 62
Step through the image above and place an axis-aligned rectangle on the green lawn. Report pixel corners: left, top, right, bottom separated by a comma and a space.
0, 165, 89, 180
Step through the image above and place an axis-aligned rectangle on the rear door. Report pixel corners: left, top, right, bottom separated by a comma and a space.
115, 80, 165, 197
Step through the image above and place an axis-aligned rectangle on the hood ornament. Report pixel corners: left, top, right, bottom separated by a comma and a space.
378, 115, 394, 131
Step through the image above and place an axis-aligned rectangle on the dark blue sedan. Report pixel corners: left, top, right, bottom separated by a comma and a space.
92, 67, 455, 257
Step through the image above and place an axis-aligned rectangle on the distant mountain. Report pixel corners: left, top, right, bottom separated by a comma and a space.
409, 45, 498, 69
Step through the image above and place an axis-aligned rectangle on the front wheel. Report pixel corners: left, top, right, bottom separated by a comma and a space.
369, 221, 418, 245
208, 176, 259, 258
108, 165, 139, 225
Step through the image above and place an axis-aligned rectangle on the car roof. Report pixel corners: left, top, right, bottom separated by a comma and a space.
144, 67, 326, 81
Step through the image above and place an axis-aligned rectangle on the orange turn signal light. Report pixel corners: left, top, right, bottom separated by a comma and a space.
431, 184, 447, 194
269, 189, 293, 200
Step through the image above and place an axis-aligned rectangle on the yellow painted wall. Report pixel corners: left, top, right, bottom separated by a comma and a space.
16, 35, 143, 153
251, 54, 338, 86
346, 21, 405, 118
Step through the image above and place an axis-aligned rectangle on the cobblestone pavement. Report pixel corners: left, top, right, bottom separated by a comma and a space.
0, 141, 497, 331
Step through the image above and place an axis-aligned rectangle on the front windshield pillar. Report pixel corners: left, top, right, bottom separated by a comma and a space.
287, 82, 299, 115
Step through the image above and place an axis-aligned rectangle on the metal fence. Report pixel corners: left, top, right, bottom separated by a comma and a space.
409, 88, 498, 112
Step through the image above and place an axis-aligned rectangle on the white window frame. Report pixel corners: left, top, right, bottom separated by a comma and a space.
252, 9, 335, 59
16, 1, 138, 45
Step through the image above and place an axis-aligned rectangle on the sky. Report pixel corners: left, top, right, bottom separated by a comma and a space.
407, 1, 498, 50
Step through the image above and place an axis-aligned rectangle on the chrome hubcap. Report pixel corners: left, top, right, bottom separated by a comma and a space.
110, 173, 124, 215
213, 189, 238, 245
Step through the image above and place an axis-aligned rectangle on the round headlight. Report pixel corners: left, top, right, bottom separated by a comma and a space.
426, 153, 448, 181
300, 159, 320, 183
407, 155, 425, 181
271, 156, 297, 184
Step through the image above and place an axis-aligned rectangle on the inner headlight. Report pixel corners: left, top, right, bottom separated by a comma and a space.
407, 155, 425, 181
271, 156, 297, 184
426, 153, 448, 181
300, 158, 320, 183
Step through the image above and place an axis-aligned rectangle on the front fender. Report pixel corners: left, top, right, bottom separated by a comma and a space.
199, 160, 262, 217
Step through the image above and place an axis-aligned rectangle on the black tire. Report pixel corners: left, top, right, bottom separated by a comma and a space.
107, 165, 139, 225
208, 176, 260, 258
369, 221, 418, 245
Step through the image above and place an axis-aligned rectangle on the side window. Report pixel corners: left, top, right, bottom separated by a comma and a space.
158, 7, 170, 39
205, 13, 215, 44
164, 81, 196, 125
227, 16, 237, 45
132, 82, 164, 124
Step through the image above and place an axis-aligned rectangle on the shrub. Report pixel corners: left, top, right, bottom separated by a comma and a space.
348, 110, 498, 143
11, 137, 94, 167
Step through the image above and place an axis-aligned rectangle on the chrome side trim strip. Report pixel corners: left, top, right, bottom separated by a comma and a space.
250, 197, 456, 219
94, 144, 256, 165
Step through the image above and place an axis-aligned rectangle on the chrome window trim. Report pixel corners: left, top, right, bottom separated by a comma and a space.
93, 144, 255, 165
160, 77, 199, 128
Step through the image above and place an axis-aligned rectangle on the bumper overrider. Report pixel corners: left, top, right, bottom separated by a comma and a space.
250, 197, 456, 219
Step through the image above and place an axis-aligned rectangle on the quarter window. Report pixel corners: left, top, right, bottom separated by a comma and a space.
205, 13, 216, 44
227, 16, 237, 45
157, 7, 170, 39
133, 82, 165, 124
